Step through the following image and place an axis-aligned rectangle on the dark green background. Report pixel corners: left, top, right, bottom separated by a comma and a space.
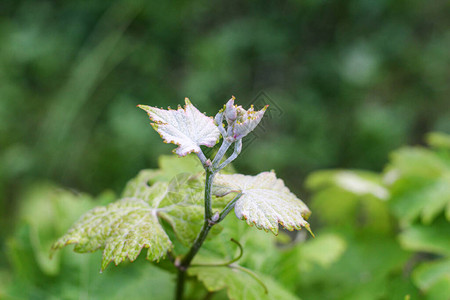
1, 0, 449, 254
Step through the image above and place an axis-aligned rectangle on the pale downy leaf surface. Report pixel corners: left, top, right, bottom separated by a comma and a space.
219, 97, 268, 140
213, 171, 312, 235
189, 265, 300, 300
53, 174, 205, 270
138, 98, 220, 156
233, 105, 268, 139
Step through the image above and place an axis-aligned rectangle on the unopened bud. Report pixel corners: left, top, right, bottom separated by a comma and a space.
205, 159, 212, 167
211, 211, 220, 222
225, 97, 237, 123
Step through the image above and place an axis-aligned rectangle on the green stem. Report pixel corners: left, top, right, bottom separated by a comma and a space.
175, 270, 186, 300
175, 221, 213, 300
212, 139, 232, 168
175, 139, 237, 299
217, 193, 242, 223
180, 222, 213, 270
216, 139, 242, 171
204, 169, 214, 220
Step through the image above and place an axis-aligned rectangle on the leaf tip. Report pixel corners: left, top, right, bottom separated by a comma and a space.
137, 104, 150, 111
305, 224, 315, 238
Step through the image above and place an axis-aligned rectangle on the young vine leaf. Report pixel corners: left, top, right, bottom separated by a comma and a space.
138, 98, 220, 156
213, 171, 313, 235
217, 97, 268, 141
52, 173, 206, 271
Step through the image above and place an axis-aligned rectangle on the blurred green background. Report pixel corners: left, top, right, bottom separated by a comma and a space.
1, 0, 449, 299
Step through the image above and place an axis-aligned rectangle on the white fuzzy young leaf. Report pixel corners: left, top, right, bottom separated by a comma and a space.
233, 105, 267, 139
138, 98, 220, 156
213, 171, 312, 235
221, 97, 268, 140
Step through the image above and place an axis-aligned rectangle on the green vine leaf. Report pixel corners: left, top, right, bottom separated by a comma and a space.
52, 196, 172, 271
156, 173, 205, 245
213, 171, 313, 235
53, 173, 207, 270
138, 98, 220, 156
124, 171, 206, 246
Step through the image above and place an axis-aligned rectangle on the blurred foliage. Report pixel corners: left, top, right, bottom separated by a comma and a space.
1, 0, 450, 298
1, 0, 450, 213
304, 132, 450, 300
2, 133, 449, 299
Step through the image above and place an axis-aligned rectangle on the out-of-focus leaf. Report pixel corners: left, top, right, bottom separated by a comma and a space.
285, 233, 415, 300
427, 132, 450, 150
306, 170, 384, 191
14, 183, 112, 276
398, 219, 450, 256
412, 259, 450, 295
309, 187, 360, 225
420, 178, 450, 224
423, 278, 450, 300
0, 268, 11, 299
214, 171, 312, 235
388, 148, 447, 179
300, 233, 347, 268
387, 146, 450, 225
189, 265, 300, 300
333, 171, 389, 200
138, 98, 220, 156
307, 170, 388, 200
306, 170, 393, 233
